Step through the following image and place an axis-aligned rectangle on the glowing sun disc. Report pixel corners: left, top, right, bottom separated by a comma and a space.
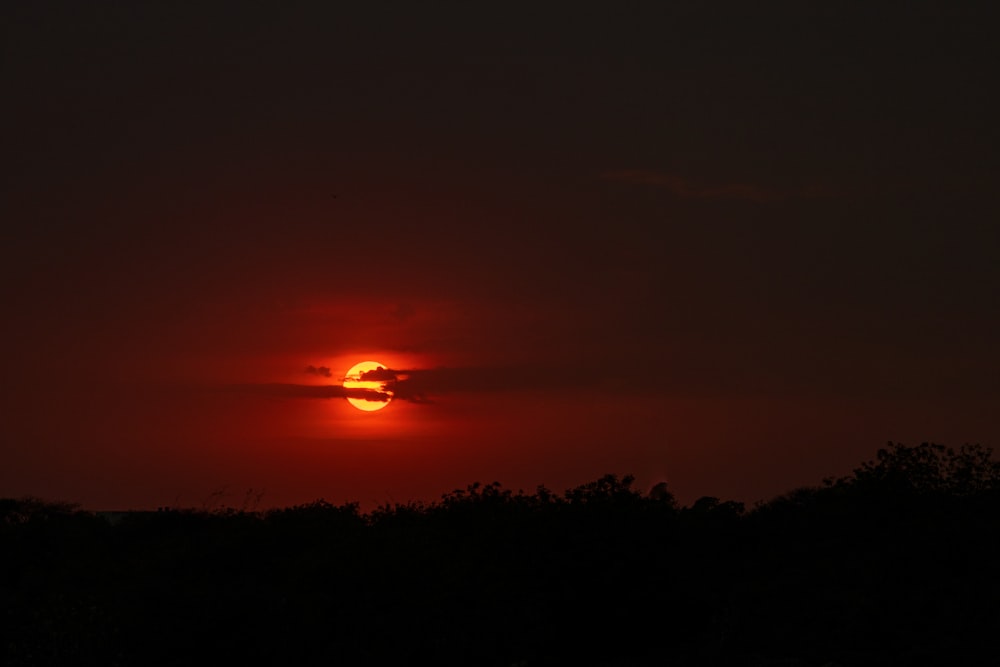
343, 360, 392, 412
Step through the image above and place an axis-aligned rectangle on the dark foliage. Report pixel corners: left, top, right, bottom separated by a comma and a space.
2, 443, 999, 666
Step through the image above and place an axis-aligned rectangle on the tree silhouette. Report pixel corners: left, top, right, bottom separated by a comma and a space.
3, 444, 1000, 665
837, 441, 1000, 496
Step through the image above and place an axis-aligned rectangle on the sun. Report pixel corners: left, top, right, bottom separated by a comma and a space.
343, 360, 393, 412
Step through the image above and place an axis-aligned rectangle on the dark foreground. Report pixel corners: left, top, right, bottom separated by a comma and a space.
3, 442, 999, 666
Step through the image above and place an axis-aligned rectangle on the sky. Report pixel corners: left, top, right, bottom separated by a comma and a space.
3, 1, 998, 510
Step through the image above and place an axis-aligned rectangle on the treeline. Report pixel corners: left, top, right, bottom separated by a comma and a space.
3, 442, 1000, 666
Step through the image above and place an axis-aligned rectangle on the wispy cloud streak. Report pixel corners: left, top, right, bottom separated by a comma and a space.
602, 169, 829, 203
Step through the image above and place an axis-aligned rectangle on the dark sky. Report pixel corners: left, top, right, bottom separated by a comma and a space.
3, 1, 998, 509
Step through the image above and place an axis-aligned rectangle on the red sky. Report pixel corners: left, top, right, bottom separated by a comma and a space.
3, 1, 999, 510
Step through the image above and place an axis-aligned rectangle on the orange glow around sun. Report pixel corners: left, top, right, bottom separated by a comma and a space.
343, 360, 393, 412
